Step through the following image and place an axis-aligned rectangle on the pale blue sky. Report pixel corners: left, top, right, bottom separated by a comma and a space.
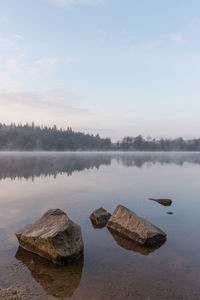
0, 0, 200, 140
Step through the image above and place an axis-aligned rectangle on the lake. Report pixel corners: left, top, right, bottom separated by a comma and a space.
0, 152, 200, 299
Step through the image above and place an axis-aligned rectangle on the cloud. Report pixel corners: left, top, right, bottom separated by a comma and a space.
98, 28, 105, 35
29, 57, 58, 74
5, 58, 24, 74
34, 56, 58, 69
35, 57, 58, 67
0, 37, 17, 49
0, 74, 22, 91
0, 34, 22, 50
169, 33, 185, 43
0, 51, 59, 94
0, 16, 8, 23
11, 34, 23, 40
0, 86, 117, 138
129, 41, 161, 54
0, 87, 90, 128
49, 0, 106, 7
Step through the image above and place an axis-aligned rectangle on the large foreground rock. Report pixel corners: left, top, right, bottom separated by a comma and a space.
15, 209, 84, 265
90, 207, 111, 228
107, 205, 166, 246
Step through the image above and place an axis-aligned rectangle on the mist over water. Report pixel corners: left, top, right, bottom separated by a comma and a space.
0, 152, 200, 299
0, 151, 200, 180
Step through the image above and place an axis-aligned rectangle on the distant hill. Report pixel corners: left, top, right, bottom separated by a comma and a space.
0, 123, 112, 151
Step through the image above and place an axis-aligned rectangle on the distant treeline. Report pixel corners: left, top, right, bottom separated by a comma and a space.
0, 123, 111, 151
117, 135, 200, 151
1, 123, 200, 151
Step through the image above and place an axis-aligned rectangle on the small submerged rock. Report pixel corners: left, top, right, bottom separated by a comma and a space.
15, 209, 84, 265
107, 205, 166, 246
149, 198, 172, 206
90, 207, 111, 228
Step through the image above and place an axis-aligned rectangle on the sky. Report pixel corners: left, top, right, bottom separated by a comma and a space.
0, 0, 200, 141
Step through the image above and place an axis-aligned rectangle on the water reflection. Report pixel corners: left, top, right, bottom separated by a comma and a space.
108, 229, 166, 256
117, 152, 200, 168
0, 152, 200, 180
0, 152, 200, 299
15, 247, 83, 299
0, 153, 111, 181
90, 219, 107, 229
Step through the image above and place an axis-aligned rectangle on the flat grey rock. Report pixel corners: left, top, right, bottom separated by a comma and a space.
15, 209, 84, 265
90, 207, 111, 228
107, 205, 166, 246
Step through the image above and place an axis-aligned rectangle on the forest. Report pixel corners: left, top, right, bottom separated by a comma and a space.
0, 123, 200, 151
0, 123, 111, 150
117, 135, 200, 151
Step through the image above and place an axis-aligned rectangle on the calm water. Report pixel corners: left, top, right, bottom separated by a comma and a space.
0, 152, 200, 299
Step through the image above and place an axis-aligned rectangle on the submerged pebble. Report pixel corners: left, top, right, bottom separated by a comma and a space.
0, 287, 26, 299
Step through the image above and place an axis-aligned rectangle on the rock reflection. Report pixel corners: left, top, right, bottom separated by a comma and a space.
15, 247, 83, 299
90, 219, 106, 229
108, 229, 166, 256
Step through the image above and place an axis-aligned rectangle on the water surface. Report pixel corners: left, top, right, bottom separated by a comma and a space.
0, 152, 200, 299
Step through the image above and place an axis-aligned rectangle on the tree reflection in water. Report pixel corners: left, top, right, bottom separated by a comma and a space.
0, 152, 199, 181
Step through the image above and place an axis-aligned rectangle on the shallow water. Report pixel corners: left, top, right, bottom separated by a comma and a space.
0, 152, 200, 299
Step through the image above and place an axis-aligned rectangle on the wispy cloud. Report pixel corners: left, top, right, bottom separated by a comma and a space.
98, 28, 106, 35
35, 56, 58, 68
0, 53, 59, 93
0, 34, 22, 50
129, 41, 161, 53
49, 0, 106, 7
169, 33, 185, 43
0, 74, 22, 91
0, 16, 8, 23
4, 58, 24, 74
0, 88, 90, 127
29, 57, 58, 74
0, 37, 17, 49
11, 34, 23, 40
